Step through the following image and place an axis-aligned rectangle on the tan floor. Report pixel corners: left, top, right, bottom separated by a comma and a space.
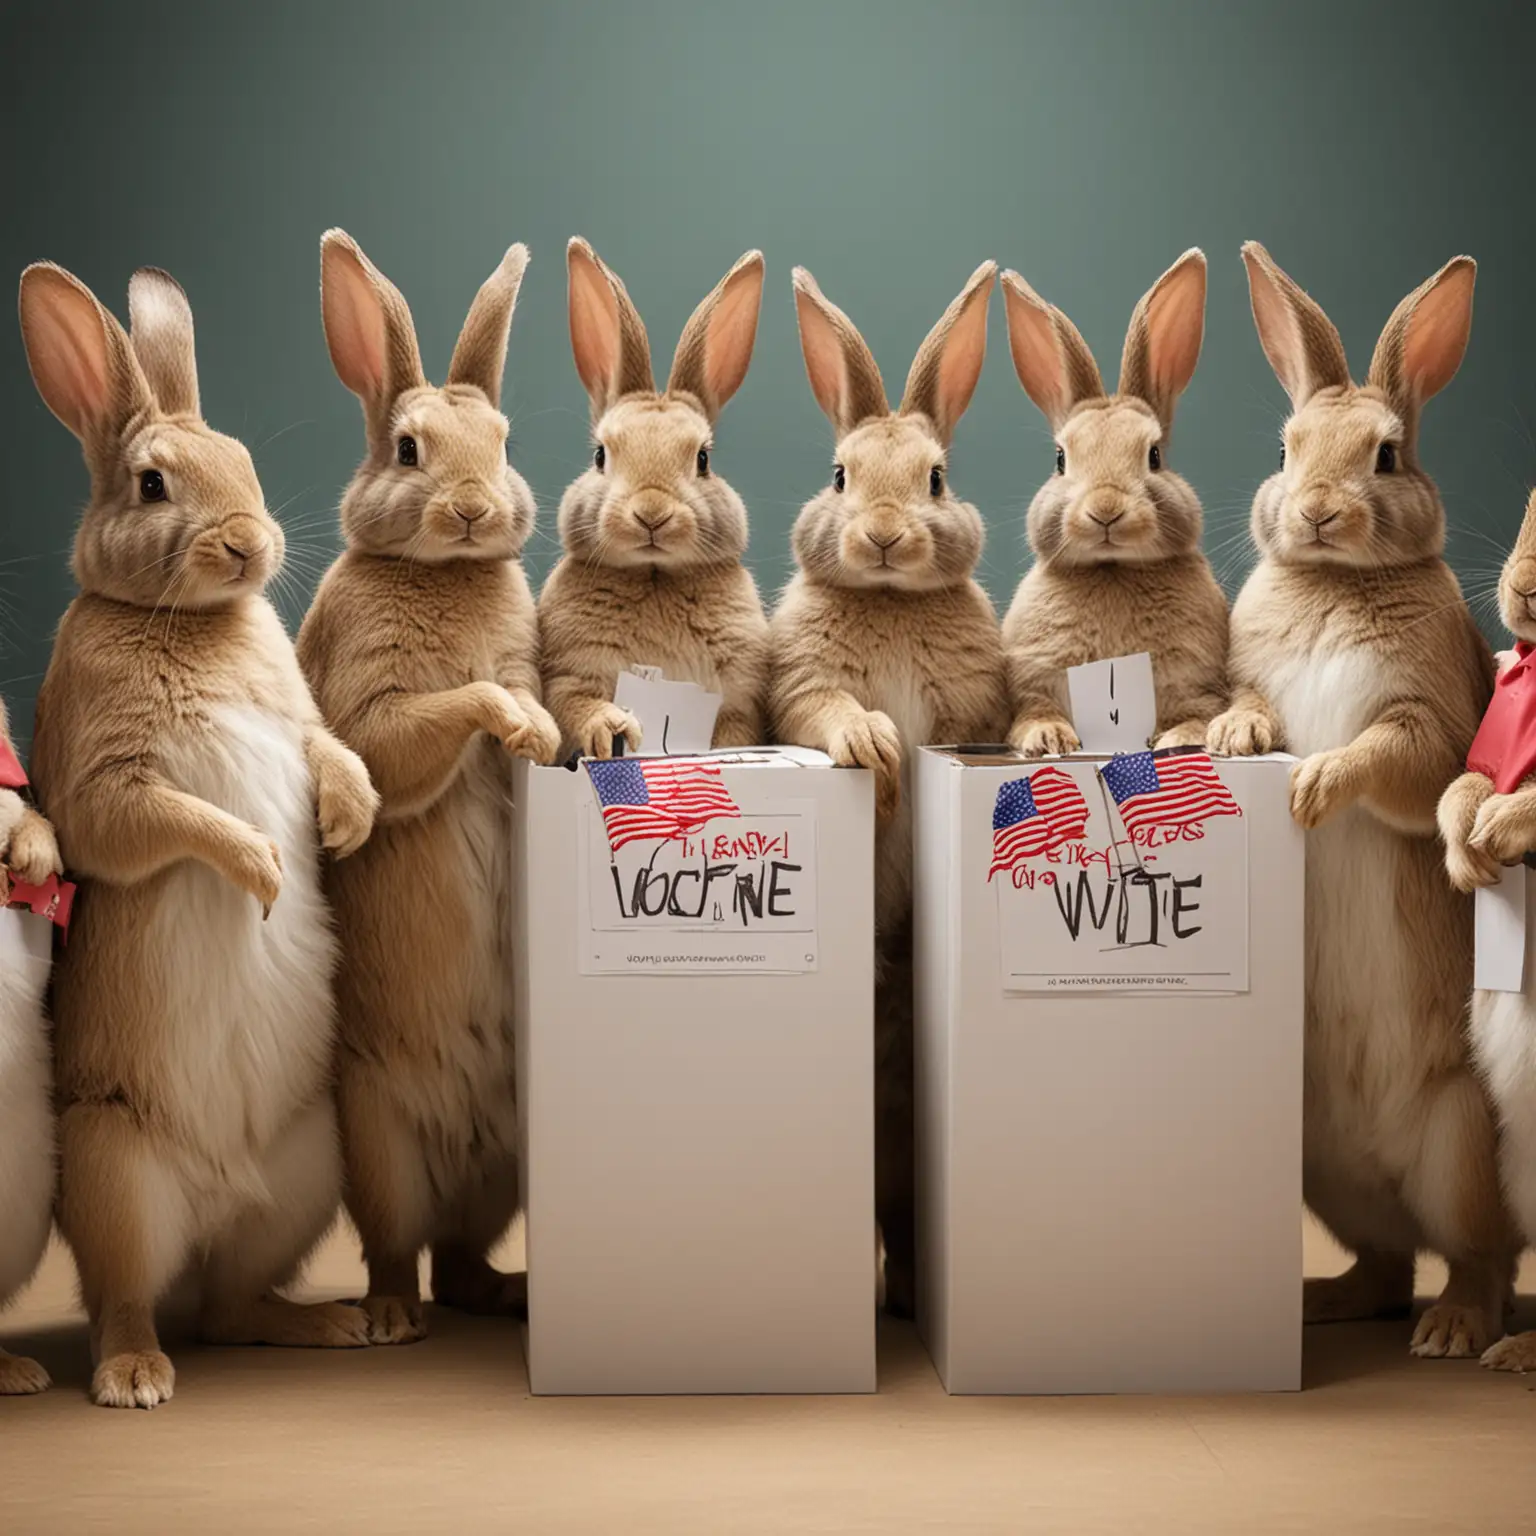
2, 1222, 1534, 1534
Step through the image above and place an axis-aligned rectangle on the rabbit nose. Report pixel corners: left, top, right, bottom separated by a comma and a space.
1087, 510, 1124, 530
867, 530, 905, 551
454, 499, 491, 526
222, 540, 252, 562
1299, 506, 1340, 529
633, 507, 674, 533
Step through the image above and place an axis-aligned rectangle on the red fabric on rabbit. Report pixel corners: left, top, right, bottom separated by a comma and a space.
1467, 641, 1536, 793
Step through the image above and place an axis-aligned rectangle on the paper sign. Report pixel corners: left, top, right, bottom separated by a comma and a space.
1066, 652, 1157, 754
613, 668, 723, 757
992, 755, 1248, 994
1475, 864, 1527, 992
579, 795, 818, 975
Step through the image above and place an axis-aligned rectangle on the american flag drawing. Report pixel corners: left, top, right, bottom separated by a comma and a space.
585, 757, 742, 853
988, 767, 1091, 881
1099, 749, 1241, 840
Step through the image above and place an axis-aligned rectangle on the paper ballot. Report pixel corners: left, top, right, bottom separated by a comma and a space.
1474, 863, 1527, 993
613, 668, 723, 757
1066, 652, 1158, 754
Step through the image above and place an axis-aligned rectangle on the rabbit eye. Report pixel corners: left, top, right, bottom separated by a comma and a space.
1376, 442, 1397, 473
929, 465, 944, 498
138, 469, 166, 503
1148, 444, 1162, 472
1055, 446, 1065, 476
696, 446, 710, 478
397, 436, 418, 467
594, 443, 606, 472
832, 463, 846, 494
1280, 443, 1286, 468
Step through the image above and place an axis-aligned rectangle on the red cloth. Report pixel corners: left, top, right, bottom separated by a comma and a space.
1468, 641, 1536, 793
7, 874, 74, 938
0, 739, 27, 789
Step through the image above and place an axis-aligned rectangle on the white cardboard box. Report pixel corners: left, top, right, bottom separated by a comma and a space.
512, 753, 876, 1394
913, 747, 1304, 1394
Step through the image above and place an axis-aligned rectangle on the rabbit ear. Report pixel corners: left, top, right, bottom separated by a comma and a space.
900, 261, 996, 445
792, 267, 888, 435
1000, 269, 1104, 432
567, 237, 654, 418
667, 250, 764, 421
1240, 242, 1350, 407
1118, 248, 1205, 432
19, 261, 153, 458
1367, 255, 1475, 423
320, 229, 427, 440
445, 243, 528, 409
127, 267, 200, 418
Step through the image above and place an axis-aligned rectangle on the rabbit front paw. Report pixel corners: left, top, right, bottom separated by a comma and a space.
1445, 835, 1504, 893
1468, 795, 1536, 866
316, 747, 378, 859
226, 828, 284, 915
4, 810, 62, 886
1289, 750, 1359, 829
574, 703, 643, 760
1008, 716, 1080, 758
1153, 719, 1209, 750
827, 710, 903, 818
1206, 708, 1274, 758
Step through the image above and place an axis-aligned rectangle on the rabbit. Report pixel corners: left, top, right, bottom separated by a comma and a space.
999, 250, 1228, 754
1437, 485, 1536, 1371
1206, 242, 1517, 1358
19, 262, 379, 1408
0, 699, 63, 1396
769, 262, 1009, 1315
298, 230, 558, 1345
539, 239, 769, 757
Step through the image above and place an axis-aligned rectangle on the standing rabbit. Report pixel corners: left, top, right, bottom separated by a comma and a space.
1438, 485, 1536, 1370
539, 240, 769, 756
1207, 243, 1516, 1357
0, 700, 63, 1395
1000, 250, 1227, 753
769, 263, 1009, 1314
299, 231, 558, 1344
20, 263, 379, 1408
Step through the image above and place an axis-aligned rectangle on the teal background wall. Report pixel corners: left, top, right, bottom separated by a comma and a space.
2, 0, 1532, 746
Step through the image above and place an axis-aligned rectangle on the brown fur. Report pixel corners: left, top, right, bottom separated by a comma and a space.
540, 241, 769, 757
300, 230, 556, 1344
1208, 243, 1516, 1357
770, 262, 1008, 1315
21, 261, 378, 1408
999, 252, 1228, 754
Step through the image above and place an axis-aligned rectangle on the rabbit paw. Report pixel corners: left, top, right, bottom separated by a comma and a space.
1411, 1300, 1496, 1359
91, 1349, 175, 1410
1289, 750, 1359, 829
1482, 1330, 1536, 1372
1008, 717, 1080, 758
316, 750, 378, 859
0, 1350, 50, 1395
1469, 795, 1536, 866
226, 828, 283, 915
360, 1294, 426, 1346
827, 710, 902, 817
4, 811, 62, 886
575, 703, 643, 761
1206, 708, 1274, 758
482, 686, 561, 764
1445, 837, 1505, 893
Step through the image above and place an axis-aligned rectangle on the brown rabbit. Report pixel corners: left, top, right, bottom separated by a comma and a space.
769, 262, 1009, 1314
20, 262, 379, 1408
0, 698, 64, 1396
1438, 486, 1536, 1371
1000, 250, 1228, 753
539, 240, 769, 757
1207, 243, 1515, 1357
299, 231, 558, 1345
